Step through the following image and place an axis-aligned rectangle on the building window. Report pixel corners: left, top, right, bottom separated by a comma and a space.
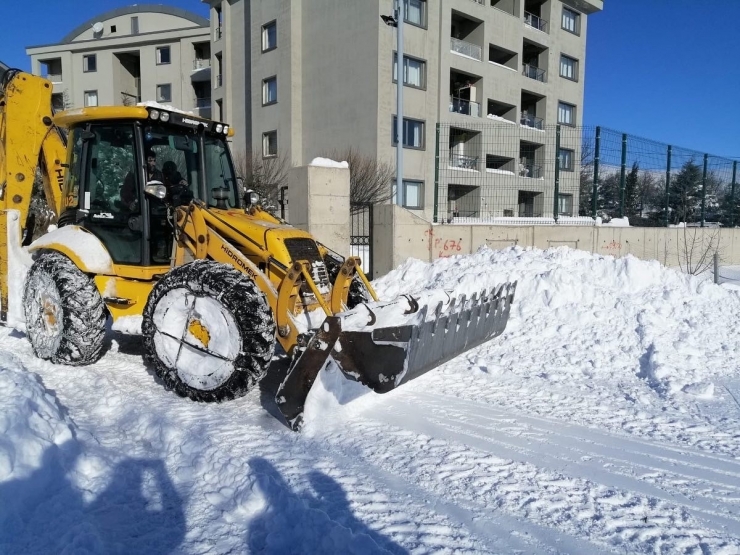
111, 25, 117, 33
559, 55, 578, 81
558, 194, 573, 216
402, 180, 424, 209
262, 21, 277, 51
156, 84, 172, 103
404, 0, 427, 27
562, 7, 580, 34
393, 54, 426, 88
392, 116, 425, 149
131, 16, 139, 35
83, 54, 96, 73
262, 76, 277, 105
84, 90, 98, 107
263, 131, 278, 157
156, 46, 171, 65
557, 102, 576, 126
558, 148, 574, 171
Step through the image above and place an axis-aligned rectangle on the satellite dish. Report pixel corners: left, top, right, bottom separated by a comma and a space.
92, 22, 104, 35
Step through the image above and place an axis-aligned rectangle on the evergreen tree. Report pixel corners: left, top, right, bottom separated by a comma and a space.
669, 160, 702, 224
624, 162, 640, 217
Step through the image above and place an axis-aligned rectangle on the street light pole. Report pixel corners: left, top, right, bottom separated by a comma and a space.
395, 0, 404, 205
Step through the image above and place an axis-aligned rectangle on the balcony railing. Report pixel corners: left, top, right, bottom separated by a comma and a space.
524, 12, 547, 32
518, 162, 542, 178
196, 97, 211, 108
45, 73, 63, 83
193, 58, 211, 70
214, 26, 222, 41
449, 96, 481, 117
522, 64, 546, 82
450, 37, 482, 61
195, 105, 212, 119
449, 153, 479, 170
520, 112, 544, 129
216, 74, 223, 88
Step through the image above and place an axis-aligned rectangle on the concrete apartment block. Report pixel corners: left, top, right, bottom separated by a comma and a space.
206, 0, 602, 222
26, 5, 212, 118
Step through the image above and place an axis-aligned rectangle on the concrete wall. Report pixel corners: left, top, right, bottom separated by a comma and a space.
289, 165, 350, 256
374, 206, 740, 277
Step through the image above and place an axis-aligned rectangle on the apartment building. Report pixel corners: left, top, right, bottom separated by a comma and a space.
206, 0, 602, 222
26, 5, 212, 118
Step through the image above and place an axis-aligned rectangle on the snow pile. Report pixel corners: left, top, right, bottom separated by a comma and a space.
602, 216, 631, 227
0, 355, 74, 483
137, 100, 195, 116
309, 157, 349, 169
375, 246, 740, 401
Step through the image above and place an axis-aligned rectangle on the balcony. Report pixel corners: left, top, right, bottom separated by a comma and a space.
522, 63, 546, 82
214, 26, 222, 41
449, 96, 481, 117
450, 37, 482, 61
524, 11, 547, 32
519, 162, 541, 178
46, 73, 63, 84
193, 58, 211, 70
450, 153, 479, 170
196, 97, 211, 108
520, 112, 544, 129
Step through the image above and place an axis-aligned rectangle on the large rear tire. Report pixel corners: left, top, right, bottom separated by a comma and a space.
23, 250, 107, 365
142, 260, 276, 402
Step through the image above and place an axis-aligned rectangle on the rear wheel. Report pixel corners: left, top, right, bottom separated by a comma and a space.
23, 250, 107, 365
142, 260, 276, 402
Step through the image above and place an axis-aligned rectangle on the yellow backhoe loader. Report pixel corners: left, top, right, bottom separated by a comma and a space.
0, 68, 516, 429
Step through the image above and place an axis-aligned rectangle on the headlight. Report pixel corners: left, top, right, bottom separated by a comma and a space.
248, 191, 260, 205
149, 109, 160, 120
223, 125, 229, 134
215, 123, 223, 133
160, 111, 170, 122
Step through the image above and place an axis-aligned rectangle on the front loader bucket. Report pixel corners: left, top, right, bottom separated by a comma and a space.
276, 282, 517, 430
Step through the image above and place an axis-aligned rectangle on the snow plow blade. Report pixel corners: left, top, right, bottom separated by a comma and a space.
276, 282, 517, 430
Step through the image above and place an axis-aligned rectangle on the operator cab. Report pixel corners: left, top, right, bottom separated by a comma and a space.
57, 106, 240, 268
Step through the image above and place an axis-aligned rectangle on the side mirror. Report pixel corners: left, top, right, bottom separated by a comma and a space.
244, 189, 260, 206
144, 181, 167, 200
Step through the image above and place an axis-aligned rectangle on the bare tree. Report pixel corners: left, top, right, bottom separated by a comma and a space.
324, 147, 395, 211
675, 226, 721, 275
232, 150, 291, 215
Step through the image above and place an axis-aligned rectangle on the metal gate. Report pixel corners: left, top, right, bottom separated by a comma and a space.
350, 203, 373, 279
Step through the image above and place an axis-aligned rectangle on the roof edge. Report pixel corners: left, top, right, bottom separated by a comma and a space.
60, 4, 209, 44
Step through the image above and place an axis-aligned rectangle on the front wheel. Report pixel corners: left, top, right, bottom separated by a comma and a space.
23, 250, 107, 365
142, 260, 276, 402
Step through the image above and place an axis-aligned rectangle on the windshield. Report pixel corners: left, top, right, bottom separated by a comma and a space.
143, 124, 240, 209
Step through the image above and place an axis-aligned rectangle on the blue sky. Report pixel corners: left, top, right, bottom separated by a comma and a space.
1, 1, 737, 158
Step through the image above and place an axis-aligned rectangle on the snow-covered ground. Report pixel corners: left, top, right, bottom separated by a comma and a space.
2, 246, 740, 554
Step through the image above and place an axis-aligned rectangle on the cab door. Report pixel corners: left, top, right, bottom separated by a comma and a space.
81, 123, 145, 265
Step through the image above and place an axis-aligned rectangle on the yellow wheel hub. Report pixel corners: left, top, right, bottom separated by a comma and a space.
188, 318, 211, 348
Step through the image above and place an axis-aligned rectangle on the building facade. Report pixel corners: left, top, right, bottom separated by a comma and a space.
26, 5, 212, 118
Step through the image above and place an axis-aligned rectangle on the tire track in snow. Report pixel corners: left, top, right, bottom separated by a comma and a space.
363, 390, 740, 536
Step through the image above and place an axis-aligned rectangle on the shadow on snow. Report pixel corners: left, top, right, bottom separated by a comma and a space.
0, 441, 185, 555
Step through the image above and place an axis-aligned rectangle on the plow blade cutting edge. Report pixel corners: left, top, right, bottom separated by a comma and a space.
275, 282, 517, 430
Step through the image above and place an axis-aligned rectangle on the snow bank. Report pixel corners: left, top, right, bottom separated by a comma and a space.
374, 246, 738, 400
0, 354, 74, 484
309, 157, 349, 169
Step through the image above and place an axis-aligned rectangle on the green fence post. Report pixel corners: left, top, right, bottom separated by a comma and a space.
619, 133, 627, 219
732, 161, 738, 228
665, 145, 672, 227
700, 153, 708, 227
554, 125, 561, 223
592, 126, 601, 219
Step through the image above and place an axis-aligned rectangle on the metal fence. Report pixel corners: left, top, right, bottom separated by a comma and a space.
434, 123, 739, 227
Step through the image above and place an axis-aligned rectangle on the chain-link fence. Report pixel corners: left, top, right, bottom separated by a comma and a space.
434, 123, 739, 227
